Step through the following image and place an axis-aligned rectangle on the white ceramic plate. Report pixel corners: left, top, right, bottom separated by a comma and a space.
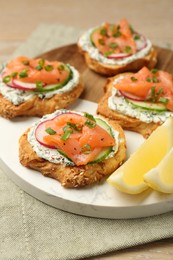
1, 99, 173, 219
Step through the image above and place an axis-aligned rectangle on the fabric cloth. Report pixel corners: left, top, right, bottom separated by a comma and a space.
1, 23, 173, 260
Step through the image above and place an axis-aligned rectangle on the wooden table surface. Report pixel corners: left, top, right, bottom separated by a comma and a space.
1, 0, 173, 259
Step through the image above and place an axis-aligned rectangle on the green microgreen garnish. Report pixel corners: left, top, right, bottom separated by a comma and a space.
45, 127, 56, 135
35, 81, 44, 91
22, 60, 30, 65
100, 28, 107, 36
67, 122, 82, 131
38, 59, 45, 67
151, 68, 159, 74
146, 78, 151, 82
35, 59, 45, 71
84, 119, 96, 128
104, 51, 114, 57
134, 34, 141, 40
19, 69, 28, 78
152, 75, 160, 83
109, 42, 118, 48
45, 65, 53, 72
58, 64, 65, 71
11, 72, 18, 78
146, 76, 159, 83
113, 31, 122, 37
158, 97, 169, 104
130, 76, 138, 82
124, 46, 132, 53
84, 112, 96, 122
61, 125, 73, 141
82, 144, 91, 154
146, 87, 164, 103
35, 65, 43, 71
84, 113, 96, 128
2, 75, 11, 83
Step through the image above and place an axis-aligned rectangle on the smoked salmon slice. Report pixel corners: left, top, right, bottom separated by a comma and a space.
114, 67, 173, 111
37, 112, 116, 166
91, 18, 137, 56
3, 56, 70, 85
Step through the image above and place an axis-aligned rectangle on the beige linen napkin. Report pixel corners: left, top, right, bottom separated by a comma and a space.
1, 23, 173, 260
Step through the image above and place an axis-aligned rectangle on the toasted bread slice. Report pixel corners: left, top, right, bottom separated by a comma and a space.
78, 43, 157, 76
19, 116, 126, 188
97, 75, 161, 138
0, 80, 84, 119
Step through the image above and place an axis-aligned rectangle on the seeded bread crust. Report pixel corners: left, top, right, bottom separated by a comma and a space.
19, 117, 126, 188
78, 42, 157, 76
97, 74, 161, 138
0, 79, 84, 119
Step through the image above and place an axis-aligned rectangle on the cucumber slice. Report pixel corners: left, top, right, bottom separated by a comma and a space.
89, 118, 114, 164
95, 118, 113, 135
125, 98, 168, 112
34, 65, 73, 93
89, 147, 113, 164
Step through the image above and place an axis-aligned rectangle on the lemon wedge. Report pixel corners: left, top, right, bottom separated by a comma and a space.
144, 148, 173, 193
107, 118, 173, 194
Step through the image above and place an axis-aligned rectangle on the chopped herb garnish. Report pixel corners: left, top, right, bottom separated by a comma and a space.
131, 76, 137, 82
151, 68, 159, 74
124, 46, 132, 53
98, 38, 105, 45
146, 87, 164, 103
146, 78, 151, 82
35, 65, 43, 71
35, 59, 45, 71
104, 51, 114, 57
19, 69, 28, 78
2, 75, 11, 83
67, 122, 82, 131
61, 126, 73, 141
58, 64, 65, 71
36, 81, 44, 90
84, 119, 96, 128
146, 76, 159, 83
113, 31, 121, 37
159, 97, 169, 104
45, 65, 53, 71
109, 42, 118, 48
38, 59, 45, 67
152, 75, 159, 83
22, 60, 30, 65
100, 28, 107, 36
45, 127, 56, 135
82, 144, 91, 154
84, 112, 96, 122
134, 34, 141, 40
11, 72, 18, 78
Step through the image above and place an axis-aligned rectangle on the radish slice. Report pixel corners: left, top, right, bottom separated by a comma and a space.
119, 90, 145, 101
8, 79, 37, 90
134, 33, 147, 51
35, 112, 82, 149
106, 53, 131, 59
35, 119, 56, 149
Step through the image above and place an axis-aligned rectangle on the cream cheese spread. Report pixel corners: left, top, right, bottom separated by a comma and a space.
78, 27, 152, 66
108, 77, 173, 124
0, 65, 79, 105
27, 110, 120, 166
